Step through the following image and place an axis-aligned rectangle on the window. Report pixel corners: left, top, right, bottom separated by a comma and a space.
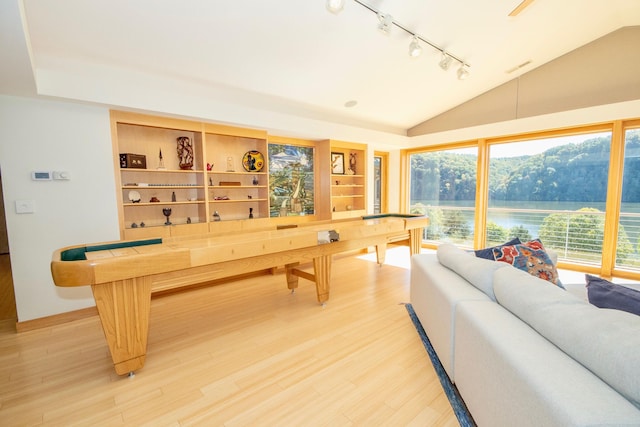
617, 128, 640, 270
488, 132, 612, 264
409, 147, 477, 247
373, 151, 388, 214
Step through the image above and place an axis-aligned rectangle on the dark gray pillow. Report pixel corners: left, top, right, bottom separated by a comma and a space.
585, 274, 640, 316
474, 237, 521, 260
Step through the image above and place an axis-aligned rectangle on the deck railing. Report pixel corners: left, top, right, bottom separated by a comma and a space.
411, 204, 640, 271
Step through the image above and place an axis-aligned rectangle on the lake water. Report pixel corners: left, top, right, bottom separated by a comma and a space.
412, 200, 640, 242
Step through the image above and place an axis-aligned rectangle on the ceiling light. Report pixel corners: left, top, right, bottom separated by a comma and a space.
457, 64, 470, 80
327, 0, 471, 80
326, 0, 345, 14
377, 12, 393, 34
439, 52, 453, 71
408, 36, 422, 57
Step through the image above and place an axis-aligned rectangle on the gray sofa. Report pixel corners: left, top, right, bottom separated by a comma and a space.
410, 243, 640, 427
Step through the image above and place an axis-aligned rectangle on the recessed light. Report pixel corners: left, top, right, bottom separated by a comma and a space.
344, 100, 358, 108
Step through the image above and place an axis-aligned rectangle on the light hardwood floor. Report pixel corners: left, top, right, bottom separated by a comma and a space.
0, 246, 457, 426
0, 254, 17, 321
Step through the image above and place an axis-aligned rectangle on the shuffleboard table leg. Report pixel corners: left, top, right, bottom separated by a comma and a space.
313, 255, 332, 304
285, 262, 300, 293
91, 276, 152, 376
409, 228, 422, 256
375, 242, 387, 266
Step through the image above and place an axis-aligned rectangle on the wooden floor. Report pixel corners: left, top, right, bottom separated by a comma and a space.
0, 246, 457, 426
0, 254, 17, 321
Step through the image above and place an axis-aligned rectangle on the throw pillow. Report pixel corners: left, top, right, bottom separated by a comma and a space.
585, 274, 640, 316
492, 239, 561, 287
474, 237, 521, 260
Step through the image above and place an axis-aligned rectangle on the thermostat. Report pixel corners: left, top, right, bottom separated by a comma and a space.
31, 171, 52, 181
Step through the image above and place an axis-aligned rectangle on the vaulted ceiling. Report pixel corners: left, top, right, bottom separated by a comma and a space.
2, 0, 640, 139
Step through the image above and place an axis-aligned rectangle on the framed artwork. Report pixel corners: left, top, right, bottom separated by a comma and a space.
331, 152, 345, 174
268, 143, 315, 217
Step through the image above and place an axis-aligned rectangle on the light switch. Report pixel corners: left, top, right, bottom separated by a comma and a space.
53, 171, 70, 180
15, 199, 35, 214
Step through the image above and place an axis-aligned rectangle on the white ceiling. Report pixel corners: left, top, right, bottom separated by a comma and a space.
3, 0, 640, 136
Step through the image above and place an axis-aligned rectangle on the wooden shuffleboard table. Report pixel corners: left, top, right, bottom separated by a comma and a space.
51, 214, 428, 375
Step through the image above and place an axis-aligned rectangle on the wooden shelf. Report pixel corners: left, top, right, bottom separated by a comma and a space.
210, 198, 268, 203
123, 200, 204, 207
123, 185, 204, 189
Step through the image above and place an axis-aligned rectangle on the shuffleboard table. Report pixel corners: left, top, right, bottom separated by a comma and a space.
51, 214, 428, 375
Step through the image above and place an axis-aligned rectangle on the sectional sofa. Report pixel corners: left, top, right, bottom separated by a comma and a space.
410, 243, 640, 426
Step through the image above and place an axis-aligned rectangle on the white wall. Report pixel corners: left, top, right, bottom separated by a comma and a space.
0, 95, 119, 321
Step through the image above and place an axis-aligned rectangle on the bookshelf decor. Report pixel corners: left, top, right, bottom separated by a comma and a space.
331, 152, 344, 174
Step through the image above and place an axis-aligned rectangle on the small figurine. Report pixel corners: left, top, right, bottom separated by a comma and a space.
171, 191, 176, 202
350, 152, 357, 174
157, 148, 166, 170
213, 211, 221, 221
249, 208, 254, 219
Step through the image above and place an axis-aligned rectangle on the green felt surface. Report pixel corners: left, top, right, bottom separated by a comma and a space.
60, 238, 163, 262
361, 213, 421, 220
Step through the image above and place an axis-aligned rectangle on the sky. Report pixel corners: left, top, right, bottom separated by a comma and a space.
449, 131, 614, 158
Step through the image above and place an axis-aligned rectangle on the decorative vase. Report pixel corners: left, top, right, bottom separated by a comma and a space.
177, 136, 194, 170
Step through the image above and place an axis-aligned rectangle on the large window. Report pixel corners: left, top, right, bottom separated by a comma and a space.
405, 119, 640, 277
409, 147, 477, 247
488, 131, 612, 265
617, 128, 640, 270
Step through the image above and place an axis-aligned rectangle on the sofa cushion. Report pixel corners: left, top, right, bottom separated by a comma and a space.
410, 254, 490, 380
454, 300, 640, 426
474, 237, 521, 260
586, 274, 640, 316
492, 239, 562, 287
437, 243, 510, 301
494, 266, 640, 409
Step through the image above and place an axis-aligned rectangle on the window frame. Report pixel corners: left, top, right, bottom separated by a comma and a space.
402, 118, 640, 281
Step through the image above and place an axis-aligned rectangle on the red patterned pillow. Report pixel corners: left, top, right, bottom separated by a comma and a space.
492, 239, 561, 287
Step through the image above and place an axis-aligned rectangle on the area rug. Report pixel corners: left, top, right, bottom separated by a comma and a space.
404, 303, 476, 427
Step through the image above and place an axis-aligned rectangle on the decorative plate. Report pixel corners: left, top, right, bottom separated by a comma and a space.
242, 150, 264, 172
128, 190, 141, 203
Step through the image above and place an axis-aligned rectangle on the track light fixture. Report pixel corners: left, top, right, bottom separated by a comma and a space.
327, 0, 471, 78
409, 36, 422, 57
457, 64, 470, 80
377, 12, 393, 34
326, 0, 345, 14
439, 52, 453, 70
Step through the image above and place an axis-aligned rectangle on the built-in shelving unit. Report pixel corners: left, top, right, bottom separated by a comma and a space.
111, 111, 269, 239
329, 140, 368, 219
110, 112, 371, 239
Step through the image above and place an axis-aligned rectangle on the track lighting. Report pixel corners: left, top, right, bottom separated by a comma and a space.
439, 52, 453, 70
327, 0, 471, 78
377, 12, 393, 34
408, 36, 422, 57
326, 0, 345, 14
457, 64, 470, 80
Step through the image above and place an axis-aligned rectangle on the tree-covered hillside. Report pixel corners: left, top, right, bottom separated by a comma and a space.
410, 132, 640, 203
